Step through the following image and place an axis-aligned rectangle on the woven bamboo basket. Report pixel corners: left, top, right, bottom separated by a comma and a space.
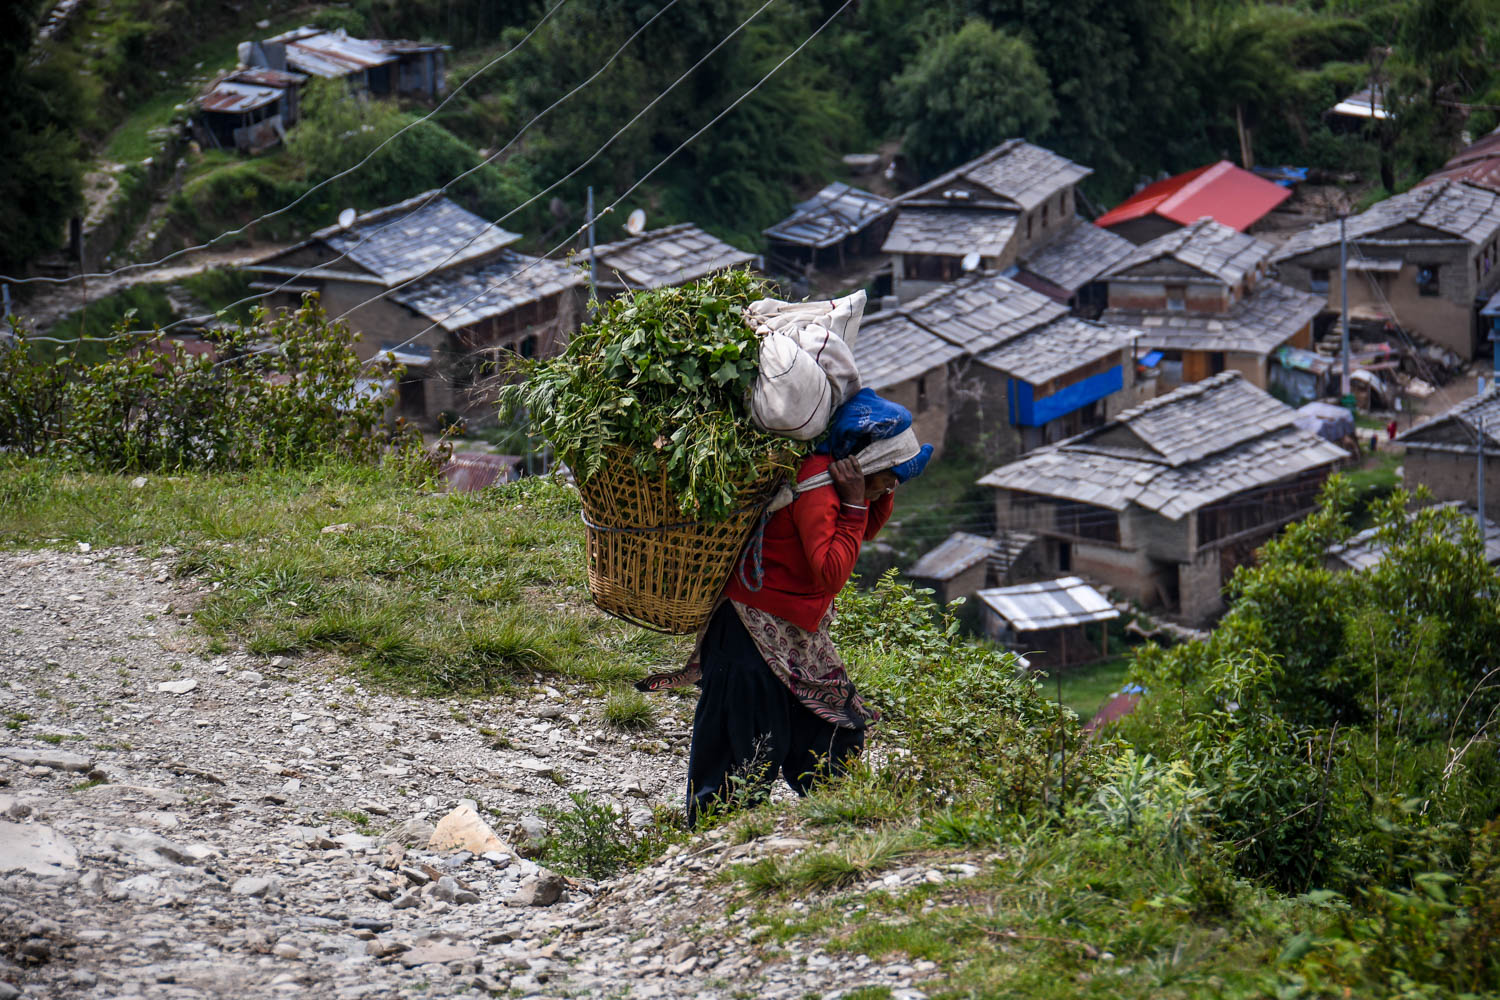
576, 455, 774, 634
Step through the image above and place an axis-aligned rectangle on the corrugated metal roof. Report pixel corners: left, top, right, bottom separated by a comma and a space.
1107, 217, 1273, 287
851, 311, 963, 390
392, 250, 584, 331
908, 532, 1000, 581
1095, 161, 1291, 232
976, 577, 1118, 632
899, 139, 1092, 212
1104, 279, 1323, 355
1275, 180, 1500, 260
317, 193, 520, 285
763, 183, 893, 248
199, 80, 284, 114
591, 223, 754, 290
443, 452, 525, 492
1018, 221, 1134, 294
284, 29, 398, 78
228, 67, 307, 88
1329, 86, 1389, 120
881, 207, 1017, 257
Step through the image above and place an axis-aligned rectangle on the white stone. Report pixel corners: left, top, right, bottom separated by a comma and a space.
0, 821, 78, 875
157, 678, 198, 694
428, 803, 510, 855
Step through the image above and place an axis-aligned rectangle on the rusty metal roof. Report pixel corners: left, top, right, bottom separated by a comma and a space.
228, 67, 306, 88
284, 29, 398, 78
199, 80, 284, 114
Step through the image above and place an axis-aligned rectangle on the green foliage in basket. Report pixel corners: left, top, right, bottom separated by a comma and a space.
499, 271, 807, 521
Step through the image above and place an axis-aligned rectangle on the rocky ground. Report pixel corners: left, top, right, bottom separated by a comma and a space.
0, 549, 950, 999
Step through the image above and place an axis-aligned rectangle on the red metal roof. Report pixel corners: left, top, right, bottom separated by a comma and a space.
1419, 132, 1500, 194
1096, 160, 1292, 233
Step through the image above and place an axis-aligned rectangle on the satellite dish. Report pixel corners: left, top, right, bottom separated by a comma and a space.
338, 208, 356, 229
625, 208, 647, 236
961, 251, 981, 272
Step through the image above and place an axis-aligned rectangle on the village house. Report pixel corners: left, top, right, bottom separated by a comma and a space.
244, 191, 584, 428
852, 273, 1140, 465
250, 27, 448, 99
1094, 160, 1292, 245
195, 67, 308, 153
1397, 386, 1500, 522
881, 140, 1092, 301
905, 532, 1001, 605
1011, 219, 1134, 318
589, 224, 756, 298
978, 372, 1347, 623
762, 182, 895, 276
1272, 180, 1500, 361
1101, 218, 1322, 392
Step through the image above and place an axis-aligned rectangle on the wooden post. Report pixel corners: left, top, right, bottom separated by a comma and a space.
1101, 620, 1109, 659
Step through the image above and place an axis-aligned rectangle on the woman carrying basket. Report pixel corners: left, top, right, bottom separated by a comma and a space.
639, 390, 933, 823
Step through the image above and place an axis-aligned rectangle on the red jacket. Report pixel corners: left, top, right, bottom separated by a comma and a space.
723, 454, 894, 632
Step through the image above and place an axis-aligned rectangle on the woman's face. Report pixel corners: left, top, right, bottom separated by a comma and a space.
863, 470, 899, 500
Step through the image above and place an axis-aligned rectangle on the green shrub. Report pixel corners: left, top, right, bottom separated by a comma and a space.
540, 791, 682, 880
602, 686, 655, 731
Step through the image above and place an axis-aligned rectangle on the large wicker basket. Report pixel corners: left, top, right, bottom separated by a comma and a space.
576, 457, 774, 634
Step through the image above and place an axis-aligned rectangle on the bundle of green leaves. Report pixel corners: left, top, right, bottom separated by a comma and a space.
501, 271, 806, 521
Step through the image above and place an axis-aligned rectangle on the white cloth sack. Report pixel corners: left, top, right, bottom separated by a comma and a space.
747, 291, 866, 440
764, 429, 921, 512
750, 332, 833, 441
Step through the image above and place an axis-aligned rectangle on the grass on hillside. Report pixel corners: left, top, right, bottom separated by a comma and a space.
1044, 655, 1132, 722
0, 461, 689, 694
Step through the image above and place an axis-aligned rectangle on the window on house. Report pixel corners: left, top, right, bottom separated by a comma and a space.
520, 335, 538, 358
1310, 268, 1330, 293
1059, 191, 1068, 216
916, 375, 930, 413
1417, 265, 1440, 297
1026, 214, 1034, 240
1166, 284, 1187, 311
1042, 203, 1049, 227
1209, 352, 1225, 375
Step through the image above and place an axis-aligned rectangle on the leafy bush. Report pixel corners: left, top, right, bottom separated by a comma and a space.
0, 298, 428, 474
501, 271, 805, 520
540, 791, 681, 880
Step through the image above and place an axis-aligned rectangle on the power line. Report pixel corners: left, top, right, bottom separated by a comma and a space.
328, 0, 854, 382
0, 0, 569, 288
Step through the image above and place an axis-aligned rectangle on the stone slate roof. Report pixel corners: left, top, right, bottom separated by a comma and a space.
763, 183, 893, 248
315, 193, 520, 285
979, 373, 1346, 519
1397, 385, 1500, 452
391, 251, 584, 331
591, 223, 754, 291
976, 315, 1137, 384
1326, 501, 1500, 571
852, 311, 964, 391
1018, 221, 1135, 293
900, 139, 1092, 212
906, 273, 1068, 353
1107, 217, 1272, 286
1275, 180, 1500, 260
880, 207, 1017, 257
908, 532, 1001, 581
1104, 279, 1323, 355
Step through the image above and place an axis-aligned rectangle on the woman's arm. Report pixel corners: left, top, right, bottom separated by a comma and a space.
863, 491, 895, 540
791, 486, 868, 592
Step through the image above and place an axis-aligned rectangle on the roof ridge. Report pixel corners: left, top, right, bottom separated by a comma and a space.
1115, 370, 1243, 423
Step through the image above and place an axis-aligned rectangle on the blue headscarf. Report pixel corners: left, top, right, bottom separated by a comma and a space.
816, 387, 934, 483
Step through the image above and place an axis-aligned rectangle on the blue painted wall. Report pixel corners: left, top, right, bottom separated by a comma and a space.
1008, 365, 1124, 427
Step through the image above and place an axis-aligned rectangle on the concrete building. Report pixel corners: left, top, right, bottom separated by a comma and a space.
1102, 218, 1322, 390
881, 140, 1092, 301
245, 192, 584, 427
852, 273, 1140, 465
589, 224, 756, 298
1094, 160, 1291, 245
1273, 180, 1500, 360
979, 373, 1347, 623
1398, 387, 1500, 522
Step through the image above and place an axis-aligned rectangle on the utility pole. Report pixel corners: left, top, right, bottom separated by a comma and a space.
585, 186, 596, 305
1479, 416, 1487, 540
1340, 215, 1351, 403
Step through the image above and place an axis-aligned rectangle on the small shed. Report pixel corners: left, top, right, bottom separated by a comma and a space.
763, 182, 894, 273
906, 532, 1001, 604
976, 576, 1119, 669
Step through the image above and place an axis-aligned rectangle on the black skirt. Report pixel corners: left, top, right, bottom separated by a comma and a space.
685, 603, 864, 824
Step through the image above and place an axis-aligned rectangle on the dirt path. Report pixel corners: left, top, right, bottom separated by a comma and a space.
0, 549, 942, 999
11, 246, 288, 336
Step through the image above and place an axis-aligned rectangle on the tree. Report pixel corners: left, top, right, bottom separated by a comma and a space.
888, 20, 1055, 179
0, 5, 87, 274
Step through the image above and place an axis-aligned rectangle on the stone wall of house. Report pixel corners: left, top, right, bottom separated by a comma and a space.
1403, 449, 1500, 521
1070, 540, 1155, 604
1178, 548, 1225, 622
1277, 241, 1480, 358
945, 364, 1021, 464
1124, 508, 1192, 564
880, 372, 951, 462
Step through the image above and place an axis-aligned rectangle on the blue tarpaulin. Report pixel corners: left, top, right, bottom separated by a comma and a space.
1009, 365, 1124, 427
